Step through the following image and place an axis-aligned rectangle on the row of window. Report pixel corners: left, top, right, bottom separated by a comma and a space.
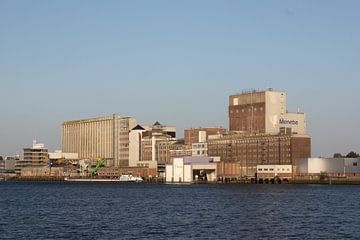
258, 168, 290, 172
230, 107, 264, 114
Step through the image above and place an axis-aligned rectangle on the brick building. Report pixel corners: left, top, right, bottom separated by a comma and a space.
184, 127, 227, 146
229, 89, 306, 135
208, 132, 311, 177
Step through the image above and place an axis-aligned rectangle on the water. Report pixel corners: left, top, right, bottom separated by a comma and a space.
0, 182, 359, 239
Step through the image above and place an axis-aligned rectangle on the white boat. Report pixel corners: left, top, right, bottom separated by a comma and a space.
64, 174, 143, 183
119, 174, 143, 182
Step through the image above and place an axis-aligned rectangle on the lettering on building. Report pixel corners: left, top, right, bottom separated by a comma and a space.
279, 119, 298, 125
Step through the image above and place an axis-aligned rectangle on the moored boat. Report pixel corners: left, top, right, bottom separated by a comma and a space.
64, 174, 143, 183
119, 174, 143, 182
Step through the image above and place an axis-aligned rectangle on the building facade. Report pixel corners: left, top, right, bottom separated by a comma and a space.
62, 114, 136, 167
208, 132, 311, 177
296, 158, 360, 177
166, 157, 217, 183
15, 141, 49, 175
129, 122, 176, 168
4, 156, 18, 173
256, 165, 293, 181
192, 142, 208, 156
229, 89, 306, 135
184, 127, 227, 146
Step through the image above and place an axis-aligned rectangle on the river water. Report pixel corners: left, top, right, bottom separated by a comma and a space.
0, 182, 359, 239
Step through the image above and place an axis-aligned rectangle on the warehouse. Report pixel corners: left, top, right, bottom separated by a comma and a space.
296, 158, 360, 177
166, 157, 217, 183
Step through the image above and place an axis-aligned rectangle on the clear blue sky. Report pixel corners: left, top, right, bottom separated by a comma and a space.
0, 0, 359, 157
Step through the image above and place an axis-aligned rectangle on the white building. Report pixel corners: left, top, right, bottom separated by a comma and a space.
297, 158, 360, 176
129, 125, 146, 167
166, 157, 217, 183
256, 165, 292, 179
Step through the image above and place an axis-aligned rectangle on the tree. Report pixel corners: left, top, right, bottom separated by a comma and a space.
346, 151, 360, 158
333, 153, 343, 158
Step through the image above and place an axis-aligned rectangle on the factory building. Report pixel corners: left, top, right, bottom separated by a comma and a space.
201, 88, 312, 179
208, 132, 311, 177
129, 122, 176, 167
61, 114, 136, 167
229, 89, 306, 135
296, 158, 360, 177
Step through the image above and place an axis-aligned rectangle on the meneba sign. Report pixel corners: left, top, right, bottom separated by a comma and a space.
279, 119, 299, 125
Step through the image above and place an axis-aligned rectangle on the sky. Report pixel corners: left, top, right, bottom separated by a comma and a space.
0, 0, 359, 157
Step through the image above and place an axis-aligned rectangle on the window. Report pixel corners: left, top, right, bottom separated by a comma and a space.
353, 162, 358, 166
258, 168, 263, 171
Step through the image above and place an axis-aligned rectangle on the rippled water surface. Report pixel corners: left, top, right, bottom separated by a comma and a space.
1, 182, 359, 239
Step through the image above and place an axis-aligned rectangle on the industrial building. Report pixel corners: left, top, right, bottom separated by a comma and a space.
61, 114, 136, 167
208, 131, 311, 177
296, 158, 360, 177
229, 89, 306, 135
166, 157, 217, 183
129, 121, 176, 168
200, 88, 312, 179
15, 141, 49, 175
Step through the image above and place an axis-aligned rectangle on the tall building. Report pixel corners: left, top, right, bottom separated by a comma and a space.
129, 121, 176, 167
15, 141, 49, 175
229, 89, 306, 135
61, 114, 136, 167
208, 88, 313, 178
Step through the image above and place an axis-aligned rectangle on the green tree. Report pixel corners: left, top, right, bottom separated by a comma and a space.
346, 151, 360, 158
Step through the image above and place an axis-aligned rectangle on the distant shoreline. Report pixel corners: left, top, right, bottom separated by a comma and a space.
3, 176, 360, 185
